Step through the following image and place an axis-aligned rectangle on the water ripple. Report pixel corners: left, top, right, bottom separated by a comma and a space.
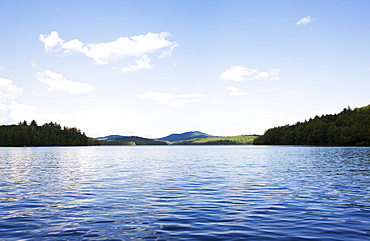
0, 146, 369, 240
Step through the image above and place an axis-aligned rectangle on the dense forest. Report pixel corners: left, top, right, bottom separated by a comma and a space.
253, 104, 370, 146
0, 120, 92, 146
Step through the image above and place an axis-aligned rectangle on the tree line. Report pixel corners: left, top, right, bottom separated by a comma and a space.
177, 135, 257, 145
253, 105, 370, 146
0, 120, 93, 146
98, 136, 168, 145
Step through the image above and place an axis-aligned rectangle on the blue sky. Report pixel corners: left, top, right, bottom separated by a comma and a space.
1, 0, 370, 138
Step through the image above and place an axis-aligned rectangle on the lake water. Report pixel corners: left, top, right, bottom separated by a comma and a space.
0, 146, 369, 240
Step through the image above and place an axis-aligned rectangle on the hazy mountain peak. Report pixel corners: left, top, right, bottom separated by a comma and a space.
158, 131, 214, 142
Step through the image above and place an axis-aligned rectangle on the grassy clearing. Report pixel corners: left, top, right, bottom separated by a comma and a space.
177, 135, 258, 145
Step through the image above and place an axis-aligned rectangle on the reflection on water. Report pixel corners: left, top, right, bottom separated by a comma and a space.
0, 146, 369, 240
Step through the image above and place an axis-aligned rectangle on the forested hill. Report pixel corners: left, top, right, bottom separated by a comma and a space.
176, 135, 257, 145
0, 121, 91, 146
253, 104, 370, 146
157, 131, 213, 143
98, 136, 168, 145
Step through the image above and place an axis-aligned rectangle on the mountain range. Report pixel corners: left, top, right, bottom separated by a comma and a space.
96, 131, 257, 145
157, 131, 214, 143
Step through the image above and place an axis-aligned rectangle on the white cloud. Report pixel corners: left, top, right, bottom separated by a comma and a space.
121, 55, 153, 72
137, 92, 205, 108
39, 31, 177, 70
39, 31, 64, 52
62, 38, 84, 53
35, 70, 95, 94
360, 67, 370, 72
30, 60, 38, 68
220, 66, 257, 81
5, 101, 37, 123
0, 77, 37, 124
225, 86, 250, 96
0, 101, 37, 123
0, 66, 4, 71
0, 103, 11, 122
0, 78, 23, 101
295, 16, 316, 25
159, 43, 178, 58
220, 66, 281, 81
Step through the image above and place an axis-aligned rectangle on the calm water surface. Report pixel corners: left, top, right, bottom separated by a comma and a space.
0, 146, 369, 240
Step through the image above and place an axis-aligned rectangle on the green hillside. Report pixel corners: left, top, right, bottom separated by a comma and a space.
98, 136, 168, 145
158, 131, 213, 142
177, 135, 258, 145
95, 132, 257, 146
253, 104, 370, 146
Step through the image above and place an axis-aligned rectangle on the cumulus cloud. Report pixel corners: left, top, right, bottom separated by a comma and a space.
220, 66, 281, 81
137, 92, 205, 108
225, 86, 250, 96
0, 101, 37, 123
295, 16, 316, 25
0, 78, 23, 101
30, 60, 38, 68
39, 31, 177, 71
0, 78, 36, 124
0, 103, 11, 122
35, 70, 95, 94
39, 31, 64, 52
360, 67, 370, 72
121, 55, 153, 72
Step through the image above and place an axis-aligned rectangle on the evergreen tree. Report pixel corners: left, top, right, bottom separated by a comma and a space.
254, 104, 370, 146
0, 121, 91, 146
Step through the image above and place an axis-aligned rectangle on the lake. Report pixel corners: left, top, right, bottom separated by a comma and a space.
0, 146, 369, 240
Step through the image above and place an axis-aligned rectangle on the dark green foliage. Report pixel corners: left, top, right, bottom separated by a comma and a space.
87, 137, 101, 146
0, 121, 89, 146
253, 105, 370, 146
98, 136, 168, 145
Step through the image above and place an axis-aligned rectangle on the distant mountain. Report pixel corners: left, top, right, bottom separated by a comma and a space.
96, 132, 256, 146
157, 131, 214, 143
99, 136, 168, 145
97, 135, 124, 139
